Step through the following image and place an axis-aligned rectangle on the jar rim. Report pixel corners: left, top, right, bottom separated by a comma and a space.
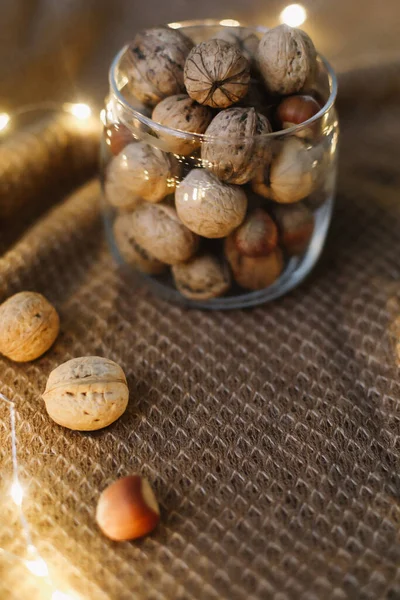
108, 20, 338, 142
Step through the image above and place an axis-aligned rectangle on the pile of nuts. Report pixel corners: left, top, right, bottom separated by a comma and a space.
105, 23, 326, 300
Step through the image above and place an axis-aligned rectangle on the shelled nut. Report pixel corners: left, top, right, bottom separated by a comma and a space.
252, 137, 315, 204
152, 94, 213, 155
172, 254, 231, 300
184, 39, 250, 108
0, 292, 59, 362
273, 202, 315, 255
113, 213, 166, 274
124, 27, 193, 106
225, 237, 284, 290
201, 107, 272, 185
175, 168, 247, 238
42, 357, 129, 431
105, 142, 178, 210
96, 475, 160, 541
130, 203, 199, 265
232, 208, 278, 257
257, 25, 317, 95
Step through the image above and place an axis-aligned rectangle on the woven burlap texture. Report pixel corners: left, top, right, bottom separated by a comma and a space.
1, 66, 400, 600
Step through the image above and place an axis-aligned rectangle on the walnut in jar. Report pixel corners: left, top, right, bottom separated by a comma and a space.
213, 27, 260, 68
273, 202, 315, 255
252, 137, 315, 204
113, 213, 166, 274
201, 107, 272, 185
184, 39, 250, 108
175, 168, 247, 238
123, 27, 194, 106
105, 142, 178, 211
43, 357, 129, 431
130, 203, 199, 265
0, 292, 59, 362
225, 236, 284, 290
257, 25, 317, 95
172, 254, 231, 300
152, 94, 213, 156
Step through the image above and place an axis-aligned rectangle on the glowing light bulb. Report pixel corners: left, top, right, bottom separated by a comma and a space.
10, 481, 23, 506
280, 4, 307, 27
0, 112, 10, 132
68, 103, 92, 120
25, 557, 49, 577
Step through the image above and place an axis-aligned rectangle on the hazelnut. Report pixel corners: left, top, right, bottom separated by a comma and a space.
152, 94, 213, 156
252, 137, 315, 204
104, 123, 133, 156
130, 203, 199, 265
175, 169, 247, 238
172, 254, 231, 300
124, 27, 193, 106
113, 212, 166, 274
213, 27, 260, 67
257, 25, 317, 95
42, 357, 129, 431
105, 142, 177, 211
184, 39, 250, 108
233, 208, 278, 257
96, 475, 160, 541
225, 237, 284, 290
201, 107, 272, 185
273, 202, 314, 255
276, 94, 320, 137
0, 292, 59, 362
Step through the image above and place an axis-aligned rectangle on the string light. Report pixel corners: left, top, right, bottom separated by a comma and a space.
0, 392, 79, 599
64, 103, 92, 120
280, 4, 307, 27
0, 112, 10, 132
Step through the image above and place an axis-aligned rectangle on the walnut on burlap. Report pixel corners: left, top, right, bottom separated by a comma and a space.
1, 65, 400, 600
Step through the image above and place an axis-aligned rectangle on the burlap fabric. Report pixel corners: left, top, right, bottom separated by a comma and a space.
0, 65, 400, 600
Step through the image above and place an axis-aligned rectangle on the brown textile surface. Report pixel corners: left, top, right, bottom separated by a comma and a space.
1, 66, 400, 600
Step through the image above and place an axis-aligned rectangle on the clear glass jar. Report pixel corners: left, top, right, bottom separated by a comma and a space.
101, 20, 338, 309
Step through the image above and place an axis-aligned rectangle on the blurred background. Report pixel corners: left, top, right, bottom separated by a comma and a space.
0, 0, 399, 113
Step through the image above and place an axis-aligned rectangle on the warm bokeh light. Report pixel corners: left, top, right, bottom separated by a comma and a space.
25, 557, 49, 577
280, 4, 307, 27
66, 103, 92, 120
0, 112, 10, 132
219, 19, 240, 27
10, 481, 23, 506
168, 22, 183, 29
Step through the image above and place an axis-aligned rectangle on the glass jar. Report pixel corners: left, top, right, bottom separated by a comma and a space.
101, 20, 338, 309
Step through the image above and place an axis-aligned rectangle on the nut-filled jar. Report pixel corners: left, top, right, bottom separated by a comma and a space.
101, 20, 338, 309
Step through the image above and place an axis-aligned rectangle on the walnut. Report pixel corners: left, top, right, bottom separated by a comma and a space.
113, 213, 166, 274
273, 202, 314, 255
123, 27, 194, 106
130, 203, 199, 265
257, 25, 317, 95
43, 357, 129, 431
225, 237, 284, 290
175, 168, 247, 238
252, 137, 315, 204
184, 39, 250, 108
172, 254, 231, 300
152, 94, 213, 156
0, 292, 59, 362
213, 27, 260, 67
201, 107, 272, 184
105, 142, 178, 210
232, 208, 278, 257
